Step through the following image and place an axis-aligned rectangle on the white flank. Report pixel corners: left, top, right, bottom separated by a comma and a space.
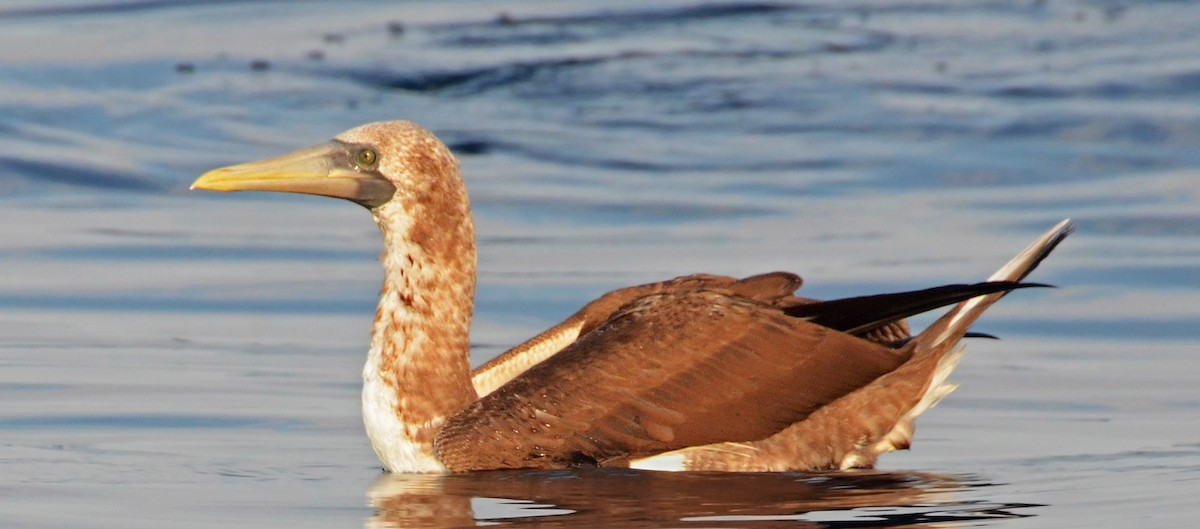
629, 451, 688, 471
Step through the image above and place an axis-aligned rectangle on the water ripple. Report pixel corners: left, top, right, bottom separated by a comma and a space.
0, 156, 162, 193
0, 415, 303, 430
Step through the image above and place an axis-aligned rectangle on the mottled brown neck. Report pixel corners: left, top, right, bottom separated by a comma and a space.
373, 199, 478, 420
360, 129, 478, 471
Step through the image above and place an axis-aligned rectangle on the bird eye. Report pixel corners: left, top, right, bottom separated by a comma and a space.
355, 147, 378, 168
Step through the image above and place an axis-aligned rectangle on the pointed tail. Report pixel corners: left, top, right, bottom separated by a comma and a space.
853, 219, 1074, 466
917, 219, 1074, 354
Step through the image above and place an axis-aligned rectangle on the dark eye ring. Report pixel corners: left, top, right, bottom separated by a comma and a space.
355, 147, 378, 168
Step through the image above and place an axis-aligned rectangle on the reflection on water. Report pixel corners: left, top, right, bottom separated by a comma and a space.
366, 469, 1036, 528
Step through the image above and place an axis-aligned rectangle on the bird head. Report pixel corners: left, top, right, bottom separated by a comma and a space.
191, 120, 460, 211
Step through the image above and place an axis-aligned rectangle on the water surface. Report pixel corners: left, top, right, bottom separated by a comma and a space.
1, 1, 1198, 528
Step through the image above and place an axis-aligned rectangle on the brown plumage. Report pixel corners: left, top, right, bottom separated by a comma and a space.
437, 289, 912, 471
191, 120, 1071, 473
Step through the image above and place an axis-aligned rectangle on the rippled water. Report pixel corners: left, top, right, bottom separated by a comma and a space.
2, 1, 1198, 528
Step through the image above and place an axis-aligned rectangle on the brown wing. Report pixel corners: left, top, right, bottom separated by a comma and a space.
670, 348, 949, 472
436, 289, 910, 471
677, 222, 1076, 471
470, 272, 804, 397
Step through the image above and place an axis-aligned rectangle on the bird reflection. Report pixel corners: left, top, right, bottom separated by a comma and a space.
365, 468, 1038, 528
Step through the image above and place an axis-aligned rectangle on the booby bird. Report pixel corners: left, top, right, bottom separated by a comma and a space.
192, 120, 1071, 473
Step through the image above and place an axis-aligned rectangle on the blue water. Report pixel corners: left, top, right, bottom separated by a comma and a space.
1, 1, 1198, 528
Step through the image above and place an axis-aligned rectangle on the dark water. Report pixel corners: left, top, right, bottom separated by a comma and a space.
2, 1, 1198, 528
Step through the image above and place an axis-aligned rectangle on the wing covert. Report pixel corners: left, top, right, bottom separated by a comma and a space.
437, 289, 909, 471
470, 272, 804, 397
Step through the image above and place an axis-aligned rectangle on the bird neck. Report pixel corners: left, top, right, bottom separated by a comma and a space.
362, 196, 478, 473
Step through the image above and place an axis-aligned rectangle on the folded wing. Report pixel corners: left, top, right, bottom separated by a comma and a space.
438, 290, 912, 471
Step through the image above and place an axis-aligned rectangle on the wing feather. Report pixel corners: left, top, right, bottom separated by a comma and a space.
436, 289, 909, 471
470, 272, 803, 396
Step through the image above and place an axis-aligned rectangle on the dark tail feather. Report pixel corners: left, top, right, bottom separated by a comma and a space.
783, 281, 1050, 335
